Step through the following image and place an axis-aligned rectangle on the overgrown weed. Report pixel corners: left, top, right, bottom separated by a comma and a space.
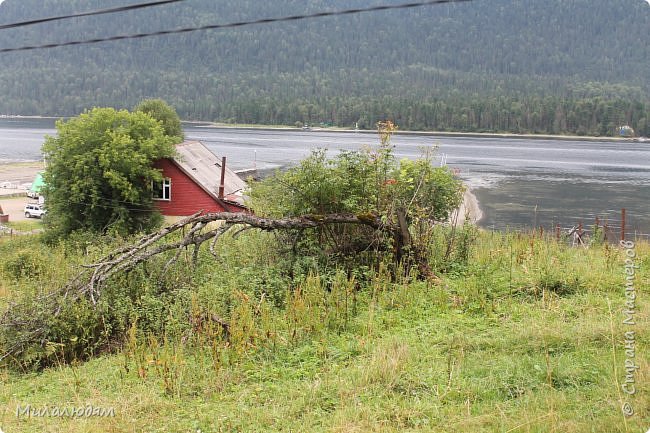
0, 228, 648, 432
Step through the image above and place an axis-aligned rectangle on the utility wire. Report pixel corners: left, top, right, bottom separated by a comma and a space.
0, 0, 473, 54
0, 0, 189, 31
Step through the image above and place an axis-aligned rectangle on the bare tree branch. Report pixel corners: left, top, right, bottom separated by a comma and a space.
1, 211, 397, 364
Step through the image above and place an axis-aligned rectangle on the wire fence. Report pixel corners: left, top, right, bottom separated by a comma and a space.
483, 208, 650, 245
0, 224, 43, 237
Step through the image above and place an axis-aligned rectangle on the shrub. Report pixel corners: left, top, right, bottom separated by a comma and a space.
249, 122, 464, 275
2, 249, 47, 280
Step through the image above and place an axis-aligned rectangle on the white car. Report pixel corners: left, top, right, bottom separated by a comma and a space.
24, 203, 46, 219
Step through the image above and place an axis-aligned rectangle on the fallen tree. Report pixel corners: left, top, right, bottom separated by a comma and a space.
2, 209, 427, 368
80, 210, 400, 304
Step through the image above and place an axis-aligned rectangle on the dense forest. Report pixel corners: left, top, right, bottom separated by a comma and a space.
0, 0, 648, 135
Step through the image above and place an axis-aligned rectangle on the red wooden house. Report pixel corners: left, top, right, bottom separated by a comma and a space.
152, 141, 248, 216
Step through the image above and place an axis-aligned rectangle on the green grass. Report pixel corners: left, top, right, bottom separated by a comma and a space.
0, 231, 648, 432
3, 219, 43, 232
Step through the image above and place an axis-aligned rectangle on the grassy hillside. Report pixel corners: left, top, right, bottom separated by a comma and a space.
0, 228, 648, 432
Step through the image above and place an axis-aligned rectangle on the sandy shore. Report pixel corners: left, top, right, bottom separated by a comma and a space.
451, 187, 483, 226
0, 161, 44, 195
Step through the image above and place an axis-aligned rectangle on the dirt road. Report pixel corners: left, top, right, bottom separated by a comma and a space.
0, 197, 42, 222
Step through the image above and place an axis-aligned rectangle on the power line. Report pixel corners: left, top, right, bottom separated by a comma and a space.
0, 0, 473, 54
0, 0, 188, 31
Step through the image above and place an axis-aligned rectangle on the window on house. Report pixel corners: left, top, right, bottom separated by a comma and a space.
152, 178, 171, 201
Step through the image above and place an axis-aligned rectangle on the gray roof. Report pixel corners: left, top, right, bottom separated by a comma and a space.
172, 141, 248, 206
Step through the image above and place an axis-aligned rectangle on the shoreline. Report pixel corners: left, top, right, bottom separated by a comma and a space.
189, 122, 639, 143
452, 187, 483, 226
0, 115, 62, 120
2, 116, 640, 143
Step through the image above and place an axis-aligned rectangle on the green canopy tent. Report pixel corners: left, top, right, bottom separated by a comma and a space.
29, 172, 45, 198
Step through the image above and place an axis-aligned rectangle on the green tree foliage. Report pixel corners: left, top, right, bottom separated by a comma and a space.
250, 122, 464, 273
134, 98, 184, 140
253, 124, 461, 220
42, 107, 177, 240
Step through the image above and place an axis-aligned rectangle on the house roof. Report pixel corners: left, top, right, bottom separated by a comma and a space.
171, 141, 248, 206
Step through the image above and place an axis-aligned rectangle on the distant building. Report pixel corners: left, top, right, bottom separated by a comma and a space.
152, 141, 248, 216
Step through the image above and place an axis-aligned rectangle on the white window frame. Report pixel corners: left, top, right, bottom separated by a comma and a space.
152, 178, 172, 201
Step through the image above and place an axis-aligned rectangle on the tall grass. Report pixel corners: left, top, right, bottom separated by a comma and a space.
0, 227, 647, 432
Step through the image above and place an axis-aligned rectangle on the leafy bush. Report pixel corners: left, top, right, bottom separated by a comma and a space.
0, 245, 196, 370
249, 122, 464, 274
2, 249, 47, 280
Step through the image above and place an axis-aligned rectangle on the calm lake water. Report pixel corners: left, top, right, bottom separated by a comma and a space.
1, 117, 649, 236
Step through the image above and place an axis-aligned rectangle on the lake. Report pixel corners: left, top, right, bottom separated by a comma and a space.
1, 117, 649, 237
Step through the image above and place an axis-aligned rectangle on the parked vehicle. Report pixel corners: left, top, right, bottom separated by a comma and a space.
24, 203, 46, 218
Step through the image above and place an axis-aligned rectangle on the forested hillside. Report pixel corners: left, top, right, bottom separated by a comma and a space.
0, 0, 648, 135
